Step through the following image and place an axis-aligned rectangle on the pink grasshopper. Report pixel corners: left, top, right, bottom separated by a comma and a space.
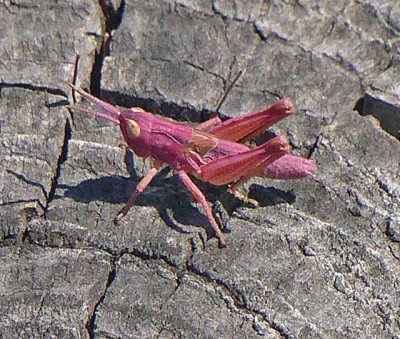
69, 85, 316, 247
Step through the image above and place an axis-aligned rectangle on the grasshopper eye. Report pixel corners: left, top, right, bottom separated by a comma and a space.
126, 119, 141, 139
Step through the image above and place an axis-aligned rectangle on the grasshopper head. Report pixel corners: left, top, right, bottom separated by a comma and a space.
118, 107, 151, 143
118, 107, 154, 157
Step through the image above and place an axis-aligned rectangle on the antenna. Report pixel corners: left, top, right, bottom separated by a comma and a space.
214, 70, 242, 116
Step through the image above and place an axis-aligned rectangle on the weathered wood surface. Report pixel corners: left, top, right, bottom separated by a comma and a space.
1, 1, 399, 338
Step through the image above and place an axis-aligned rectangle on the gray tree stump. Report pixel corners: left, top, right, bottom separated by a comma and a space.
1, 1, 399, 338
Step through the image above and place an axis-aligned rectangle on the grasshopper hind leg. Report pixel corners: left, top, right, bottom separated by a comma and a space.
178, 171, 226, 248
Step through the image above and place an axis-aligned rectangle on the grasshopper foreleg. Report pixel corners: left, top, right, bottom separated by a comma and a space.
114, 163, 162, 223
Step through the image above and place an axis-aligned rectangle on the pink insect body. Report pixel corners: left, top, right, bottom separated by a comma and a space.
70, 85, 316, 247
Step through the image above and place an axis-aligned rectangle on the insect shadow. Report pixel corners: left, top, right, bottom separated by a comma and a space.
248, 184, 296, 207
59, 172, 217, 238
59, 175, 296, 240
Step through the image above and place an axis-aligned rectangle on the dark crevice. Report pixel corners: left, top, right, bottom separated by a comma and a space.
130, 247, 181, 269
308, 134, 323, 159
100, 0, 125, 33
386, 217, 400, 243
45, 118, 72, 217
83, 241, 181, 270
210, 0, 245, 23
7, 1, 38, 9
90, 0, 125, 96
353, 96, 365, 115
86, 255, 118, 338
89, 50, 103, 97
252, 22, 269, 42
376, 177, 396, 199
182, 60, 226, 84
354, 94, 400, 140
21, 228, 30, 243
187, 262, 293, 338
260, 89, 283, 100
210, 0, 228, 20
0, 198, 44, 210
0, 82, 67, 97
5, 170, 48, 201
